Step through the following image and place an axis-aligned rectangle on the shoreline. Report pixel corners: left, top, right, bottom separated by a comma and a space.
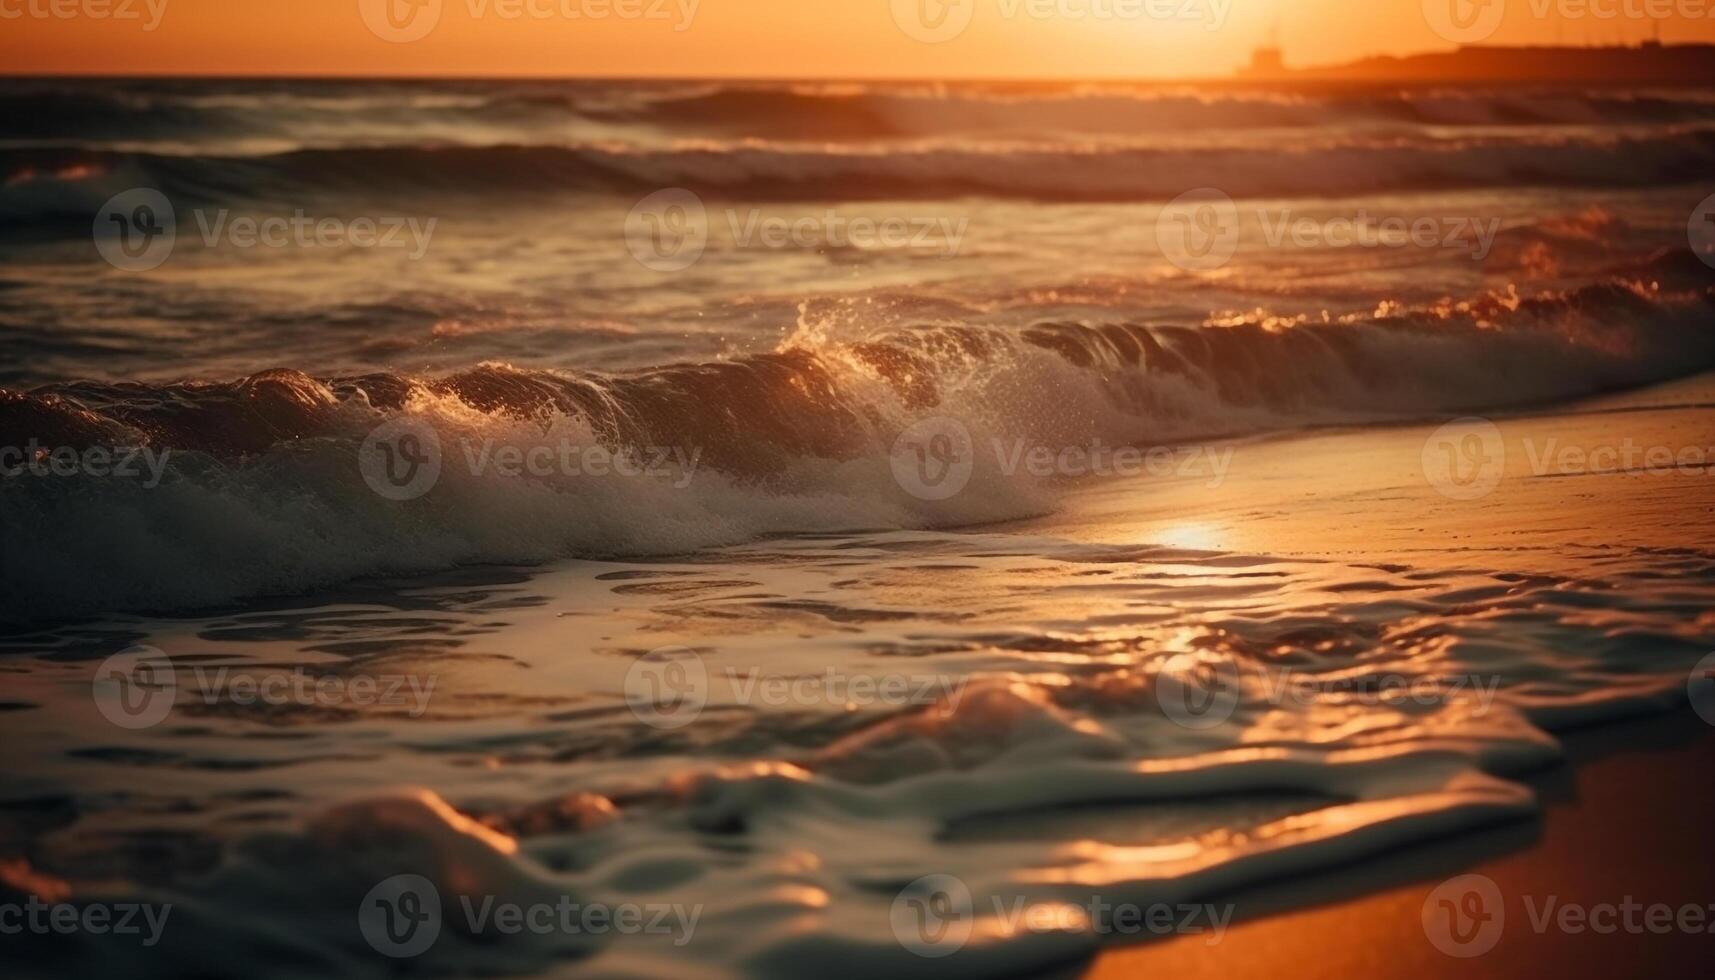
1081, 706, 1715, 979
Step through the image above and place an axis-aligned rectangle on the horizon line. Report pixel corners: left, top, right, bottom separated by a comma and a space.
9, 39, 1711, 84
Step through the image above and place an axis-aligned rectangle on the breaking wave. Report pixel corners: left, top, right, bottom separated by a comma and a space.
3, 268, 1712, 623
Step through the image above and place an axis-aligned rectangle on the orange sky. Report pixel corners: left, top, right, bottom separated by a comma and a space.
4, 0, 1715, 78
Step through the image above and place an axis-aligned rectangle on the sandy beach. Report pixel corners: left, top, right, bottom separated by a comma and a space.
1065, 374, 1715, 977
1048, 372, 1715, 568
5, 55, 1715, 979
1086, 710, 1715, 980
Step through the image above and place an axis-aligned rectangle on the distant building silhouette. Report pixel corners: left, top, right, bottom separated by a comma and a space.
1245, 45, 1284, 78
1236, 41, 1715, 85
1242, 21, 1287, 79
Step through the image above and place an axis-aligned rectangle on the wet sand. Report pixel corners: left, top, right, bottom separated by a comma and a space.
1048, 372, 1715, 569
1077, 373, 1715, 979
1084, 708, 1715, 979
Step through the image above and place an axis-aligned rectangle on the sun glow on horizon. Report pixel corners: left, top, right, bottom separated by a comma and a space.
5, 0, 1715, 79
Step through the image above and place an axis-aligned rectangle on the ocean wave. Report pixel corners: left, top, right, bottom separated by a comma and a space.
5, 128, 1715, 215
11, 79, 1715, 144
2, 269, 1712, 623
577, 84, 1715, 138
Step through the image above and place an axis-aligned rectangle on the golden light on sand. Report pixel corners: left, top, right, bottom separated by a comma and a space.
1152, 521, 1225, 552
